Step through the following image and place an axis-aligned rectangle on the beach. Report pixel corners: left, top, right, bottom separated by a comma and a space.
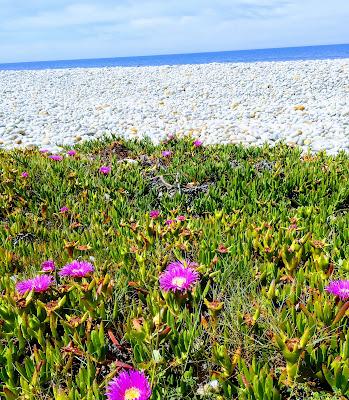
0, 58, 348, 153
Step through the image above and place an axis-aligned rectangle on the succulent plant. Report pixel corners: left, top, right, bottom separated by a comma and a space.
1, 137, 349, 398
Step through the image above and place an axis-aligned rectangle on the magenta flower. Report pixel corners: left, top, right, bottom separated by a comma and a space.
106, 370, 151, 400
40, 148, 49, 153
159, 261, 200, 293
49, 155, 63, 161
16, 275, 53, 295
67, 149, 77, 156
59, 206, 69, 213
193, 140, 203, 147
149, 210, 160, 219
162, 150, 172, 157
21, 171, 29, 178
41, 260, 55, 272
59, 260, 94, 278
99, 166, 111, 175
177, 215, 186, 221
165, 219, 175, 226
325, 280, 349, 300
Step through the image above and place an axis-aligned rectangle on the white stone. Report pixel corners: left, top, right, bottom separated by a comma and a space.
0, 58, 348, 153
311, 140, 334, 152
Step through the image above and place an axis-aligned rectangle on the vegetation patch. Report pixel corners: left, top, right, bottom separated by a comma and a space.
1, 136, 349, 399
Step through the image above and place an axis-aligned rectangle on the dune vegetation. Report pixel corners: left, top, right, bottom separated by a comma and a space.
1, 136, 349, 399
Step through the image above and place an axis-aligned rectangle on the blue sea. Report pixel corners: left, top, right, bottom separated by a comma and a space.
0, 44, 348, 71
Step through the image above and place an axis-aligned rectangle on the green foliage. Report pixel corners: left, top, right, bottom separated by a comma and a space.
1, 136, 349, 398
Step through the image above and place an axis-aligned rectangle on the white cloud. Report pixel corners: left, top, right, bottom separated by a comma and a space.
0, 0, 348, 62
0, 0, 294, 31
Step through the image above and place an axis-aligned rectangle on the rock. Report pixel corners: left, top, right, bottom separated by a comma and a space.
242, 135, 256, 143
118, 158, 138, 164
269, 133, 280, 141
311, 140, 333, 152
0, 58, 347, 154
25, 144, 38, 151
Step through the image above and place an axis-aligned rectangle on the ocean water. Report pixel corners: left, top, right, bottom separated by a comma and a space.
0, 43, 348, 71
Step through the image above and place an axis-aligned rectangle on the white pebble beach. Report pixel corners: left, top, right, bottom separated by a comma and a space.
0, 58, 348, 153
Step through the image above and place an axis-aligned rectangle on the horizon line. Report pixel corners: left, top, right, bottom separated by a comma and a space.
1, 42, 349, 66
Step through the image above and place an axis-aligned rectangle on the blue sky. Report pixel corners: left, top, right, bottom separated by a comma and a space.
0, 0, 348, 63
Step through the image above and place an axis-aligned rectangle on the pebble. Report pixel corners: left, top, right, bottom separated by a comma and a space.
0, 58, 348, 154
311, 140, 334, 152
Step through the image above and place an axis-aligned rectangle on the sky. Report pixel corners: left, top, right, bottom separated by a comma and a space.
0, 0, 349, 63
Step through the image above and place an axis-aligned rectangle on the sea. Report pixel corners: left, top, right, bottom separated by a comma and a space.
0, 43, 348, 71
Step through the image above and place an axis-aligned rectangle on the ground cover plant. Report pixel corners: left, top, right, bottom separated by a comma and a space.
1, 136, 349, 399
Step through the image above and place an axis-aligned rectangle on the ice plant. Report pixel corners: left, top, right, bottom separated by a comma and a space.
193, 140, 203, 147
41, 260, 55, 273
177, 215, 186, 221
162, 150, 172, 157
21, 171, 29, 178
159, 261, 200, 293
106, 370, 151, 400
149, 210, 160, 219
16, 275, 53, 295
165, 219, 175, 225
325, 280, 349, 300
100, 166, 111, 175
60, 206, 69, 213
49, 155, 63, 161
59, 260, 94, 278
67, 149, 77, 156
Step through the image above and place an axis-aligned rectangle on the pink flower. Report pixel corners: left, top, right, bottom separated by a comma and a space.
99, 166, 111, 175
59, 206, 69, 213
177, 215, 186, 221
67, 150, 77, 156
21, 172, 29, 178
149, 210, 160, 219
325, 280, 349, 300
165, 219, 175, 226
193, 140, 203, 147
41, 260, 55, 272
162, 150, 172, 157
40, 149, 49, 153
49, 155, 63, 161
59, 260, 94, 278
159, 261, 200, 293
106, 370, 151, 400
16, 275, 53, 295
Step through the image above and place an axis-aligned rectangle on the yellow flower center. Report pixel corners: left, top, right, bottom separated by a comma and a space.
124, 387, 141, 400
172, 276, 187, 288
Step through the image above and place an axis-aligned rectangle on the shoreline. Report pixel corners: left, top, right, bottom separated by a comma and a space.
1, 56, 349, 72
0, 58, 348, 154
